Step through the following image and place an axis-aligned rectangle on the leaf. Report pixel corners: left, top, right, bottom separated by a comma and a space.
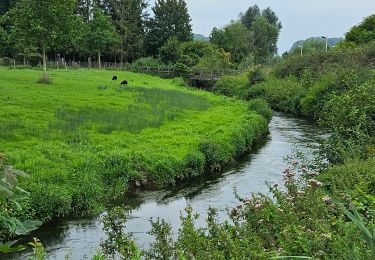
15, 219, 42, 235
0, 243, 26, 253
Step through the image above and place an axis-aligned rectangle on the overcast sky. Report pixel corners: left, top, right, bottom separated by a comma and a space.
149, 0, 375, 53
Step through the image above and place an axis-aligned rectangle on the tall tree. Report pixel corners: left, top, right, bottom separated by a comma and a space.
210, 21, 253, 63
85, 7, 120, 69
240, 5, 260, 30
9, 0, 80, 81
145, 0, 192, 56
106, 0, 148, 63
251, 16, 279, 63
261, 7, 282, 30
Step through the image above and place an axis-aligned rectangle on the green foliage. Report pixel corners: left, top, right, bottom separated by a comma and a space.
249, 67, 266, 85
8, 0, 80, 76
145, 0, 192, 56
131, 56, 165, 69
212, 5, 281, 64
27, 238, 46, 260
248, 76, 305, 114
100, 207, 142, 259
214, 73, 249, 98
210, 21, 253, 63
98, 158, 375, 259
84, 8, 120, 68
0, 155, 42, 251
248, 98, 273, 122
159, 36, 182, 64
251, 16, 280, 63
289, 37, 343, 55
345, 15, 375, 45
105, 0, 147, 63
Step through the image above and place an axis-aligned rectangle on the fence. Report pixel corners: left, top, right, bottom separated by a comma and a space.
0, 57, 242, 82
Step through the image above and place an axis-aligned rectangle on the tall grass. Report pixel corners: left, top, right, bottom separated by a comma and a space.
0, 67, 269, 226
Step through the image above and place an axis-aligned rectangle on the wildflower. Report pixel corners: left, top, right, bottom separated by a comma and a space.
297, 190, 305, 196
309, 171, 318, 177
322, 196, 332, 203
254, 203, 262, 210
308, 179, 323, 188
278, 208, 284, 213
321, 233, 331, 240
258, 219, 264, 224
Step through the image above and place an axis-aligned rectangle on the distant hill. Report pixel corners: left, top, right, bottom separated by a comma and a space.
289, 37, 344, 53
193, 33, 210, 42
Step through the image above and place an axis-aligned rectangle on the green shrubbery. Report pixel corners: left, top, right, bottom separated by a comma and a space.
98, 158, 375, 259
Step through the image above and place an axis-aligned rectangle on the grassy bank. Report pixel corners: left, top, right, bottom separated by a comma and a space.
0, 67, 270, 232
107, 42, 375, 259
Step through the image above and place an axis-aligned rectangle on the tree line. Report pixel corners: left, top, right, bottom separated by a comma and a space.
0, 1, 282, 79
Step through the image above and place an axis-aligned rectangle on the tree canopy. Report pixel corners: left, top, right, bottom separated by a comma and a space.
8, 0, 80, 78
345, 15, 375, 45
211, 5, 282, 65
145, 0, 192, 56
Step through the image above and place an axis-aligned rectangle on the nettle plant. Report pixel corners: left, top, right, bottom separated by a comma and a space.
0, 154, 41, 253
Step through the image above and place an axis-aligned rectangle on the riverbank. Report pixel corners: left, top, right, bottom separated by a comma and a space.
0, 68, 270, 240
4, 112, 324, 259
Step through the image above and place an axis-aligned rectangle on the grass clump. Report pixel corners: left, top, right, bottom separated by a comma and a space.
0, 67, 269, 225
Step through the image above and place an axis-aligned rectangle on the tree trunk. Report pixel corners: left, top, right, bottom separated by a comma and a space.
98, 50, 101, 69
42, 46, 48, 78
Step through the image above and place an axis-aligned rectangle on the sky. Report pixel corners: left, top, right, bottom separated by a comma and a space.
148, 0, 375, 53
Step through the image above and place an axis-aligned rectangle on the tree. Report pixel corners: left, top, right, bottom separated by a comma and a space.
85, 7, 120, 69
345, 15, 375, 45
240, 5, 260, 30
261, 7, 282, 30
251, 16, 279, 63
0, 0, 10, 16
9, 0, 80, 81
210, 21, 253, 63
159, 36, 182, 64
106, 0, 148, 63
145, 0, 192, 56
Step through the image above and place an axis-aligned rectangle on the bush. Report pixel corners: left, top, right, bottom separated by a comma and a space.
214, 74, 249, 98
131, 57, 165, 69
248, 67, 266, 85
248, 76, 305, 114
37, 74, 53, 84
248, 98, 273, 122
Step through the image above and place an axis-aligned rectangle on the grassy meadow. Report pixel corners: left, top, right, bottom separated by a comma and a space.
0, 67, 269, 223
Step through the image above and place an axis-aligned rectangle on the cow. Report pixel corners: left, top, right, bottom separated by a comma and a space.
112, 76, 118, 80
120, 80, 128, 86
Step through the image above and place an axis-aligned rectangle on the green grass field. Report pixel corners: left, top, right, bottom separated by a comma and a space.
0, 67, 269, 222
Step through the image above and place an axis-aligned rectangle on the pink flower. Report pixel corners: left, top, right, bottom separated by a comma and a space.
308, 179, 323, 188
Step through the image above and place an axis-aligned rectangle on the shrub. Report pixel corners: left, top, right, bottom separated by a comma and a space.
248, 76, 305, 114
248, 98, 273, 122
131, 57, 165, 69
214, 74, 248, 98
248, 67, 266, 85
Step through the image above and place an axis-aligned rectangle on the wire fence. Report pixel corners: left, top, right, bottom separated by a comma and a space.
0, 57, 242, 81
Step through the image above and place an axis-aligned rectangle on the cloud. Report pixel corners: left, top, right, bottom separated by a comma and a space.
148, 0, 375, 53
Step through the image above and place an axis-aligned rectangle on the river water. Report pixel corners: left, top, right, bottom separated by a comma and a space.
7, 112, 325, 259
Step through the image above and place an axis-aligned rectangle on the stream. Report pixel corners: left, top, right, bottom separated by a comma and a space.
7, 112, 325, 259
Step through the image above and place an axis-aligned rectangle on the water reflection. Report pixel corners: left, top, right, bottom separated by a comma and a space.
6, 112, 325, 259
